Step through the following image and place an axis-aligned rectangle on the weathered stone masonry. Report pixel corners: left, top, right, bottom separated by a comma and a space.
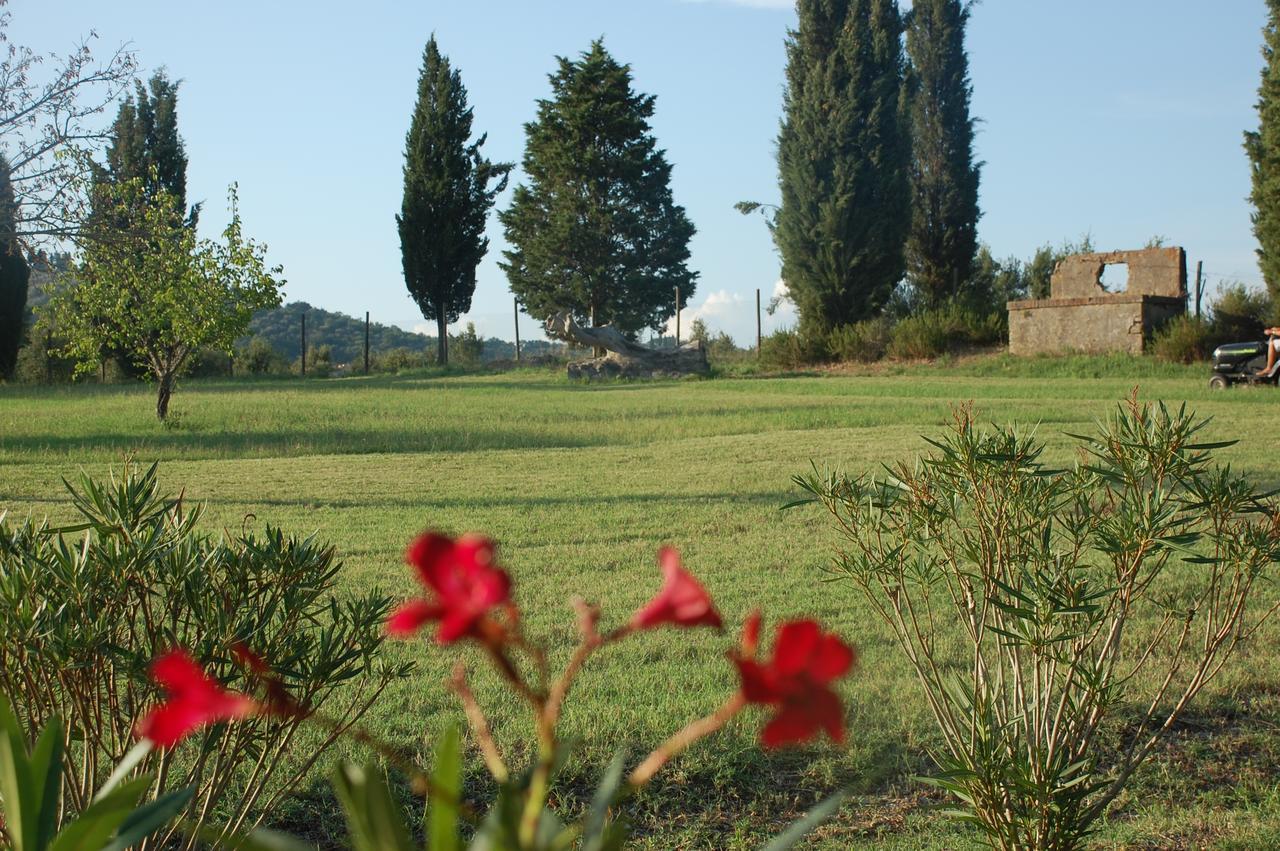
1007, 247, 1187, 356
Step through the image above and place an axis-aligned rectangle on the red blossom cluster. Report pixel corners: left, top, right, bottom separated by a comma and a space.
135, 650, 256, 747
135, 531, 856, 757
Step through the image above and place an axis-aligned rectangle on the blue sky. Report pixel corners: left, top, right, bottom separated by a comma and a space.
13, 0, 1271, 343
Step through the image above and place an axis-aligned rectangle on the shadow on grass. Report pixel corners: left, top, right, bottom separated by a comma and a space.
261, 738, 932, 851
0, 424, 607, 462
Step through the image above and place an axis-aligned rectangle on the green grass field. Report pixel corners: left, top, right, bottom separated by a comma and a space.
4, 361, 1280, 849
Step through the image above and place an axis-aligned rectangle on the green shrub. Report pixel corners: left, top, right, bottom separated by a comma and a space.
186, 346, 233, 377
1151, 314, 1214, 364
759, 328, 825, 369
297, 343, 333, 377
236, 337, 288, 375
372, 346, 431, 373
11, 330, 85, 384
826, 318, 891, 362
886, 312, 950, 359
1209, 282, 1273, 340
886, 303, 1005, 361
0, 465, 406, 848
797, 399, 1280, 850
449, 322, 485, 366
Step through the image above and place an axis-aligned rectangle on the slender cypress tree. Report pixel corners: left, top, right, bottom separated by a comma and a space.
1247, 0, 1280, 304
94, 71, 197, 227
775, 0, 910, 335
500, 40, 697, 338
0, 154, 29, 379
398, 36, 511, 365
905, 0, 981, 307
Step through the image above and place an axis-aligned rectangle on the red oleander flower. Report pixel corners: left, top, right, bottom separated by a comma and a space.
630, 547, 723, 630
136, 650, 256, 747
734, 619, 855, 748
387, 532, 512, 644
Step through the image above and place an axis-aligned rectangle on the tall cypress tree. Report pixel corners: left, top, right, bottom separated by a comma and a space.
905, 0, 981, 307
1247, 0, 1280, 304
775, 0, 910, 335
94, 71, 197, 227
0, 154, 29, 379
500, 40, 697, 338
398, 36, 511, 365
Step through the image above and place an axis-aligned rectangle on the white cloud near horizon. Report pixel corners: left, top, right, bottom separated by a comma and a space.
665, 280, 796, 346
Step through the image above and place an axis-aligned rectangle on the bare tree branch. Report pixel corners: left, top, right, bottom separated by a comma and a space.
0, 1, 136, 250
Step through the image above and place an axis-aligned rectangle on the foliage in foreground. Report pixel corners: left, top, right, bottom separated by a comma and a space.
0, 465, 405, 849
0, 695, 192, 851
796, 397, 1280, 850
12, 532, 857, 849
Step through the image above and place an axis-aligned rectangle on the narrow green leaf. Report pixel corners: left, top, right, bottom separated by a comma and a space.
331, 762, 414, 851
29, 715, 64, 851
429, 726, 462, 851
48, 777, 150, 851
0, 733, 32, 851
102, 785, 194, 851
581, 752, 626, 851
758, 789, 846, 851
93, 740, 153, 803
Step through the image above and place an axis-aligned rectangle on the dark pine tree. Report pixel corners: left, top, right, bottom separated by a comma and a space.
0, 154, 29, 379
94, 70, 197, 227
499, 40, 697, 338
775, 0, 911, 336
905, 0, 981, 307
1247, 0, 1280, 304
398, 36, 511, 365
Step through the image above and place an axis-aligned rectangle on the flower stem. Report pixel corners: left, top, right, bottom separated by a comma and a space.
628, 693, 747, 787
449, 663, 509, 783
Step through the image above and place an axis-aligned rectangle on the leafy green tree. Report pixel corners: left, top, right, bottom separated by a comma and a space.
1247, 0, 1280, 302
774, 0, 910, 335
398, 37, 511, 365
46, 183, 283, 418
85, 71, 198, 379
905, 0, 981, 307
500, 40, 697, 338
0, 154, 30, 379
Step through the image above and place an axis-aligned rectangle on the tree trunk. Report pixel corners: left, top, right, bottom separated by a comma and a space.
436, 308, 448, 365
156, 371, 173, 420
589, 300, 604, 358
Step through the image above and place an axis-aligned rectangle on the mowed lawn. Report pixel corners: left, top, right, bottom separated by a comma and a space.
4, 364, 1280, 849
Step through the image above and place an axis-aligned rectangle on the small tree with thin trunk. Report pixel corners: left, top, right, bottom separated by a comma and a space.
45, 182, 282, 418
397, 36, 510, 365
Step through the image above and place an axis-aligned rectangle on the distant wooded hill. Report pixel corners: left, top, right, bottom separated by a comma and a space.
245, 302, 563, 363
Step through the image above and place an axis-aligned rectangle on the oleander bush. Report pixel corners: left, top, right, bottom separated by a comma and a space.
0, 465, 407, 849
795, 397, 1280, 851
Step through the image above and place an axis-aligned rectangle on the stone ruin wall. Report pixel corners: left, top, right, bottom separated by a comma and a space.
1007, 247, 1186, 356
